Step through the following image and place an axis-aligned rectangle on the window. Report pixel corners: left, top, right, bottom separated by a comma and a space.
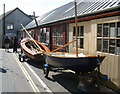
7, 24, 14, 30
29, 31, 34, 38
109, 39, 115, 54
103, 23, 109, 37
97, 22, 120, 55
110, 23, 116, 38
52, 27, 63, 46
79, 26, 84, 36
79, 38, 84, 48
41, 28, 46, 43
116, 39, 120, 55
97, 39, 102, 51
117, 22, 120, 37
97, 24, 102, 37
46, 29, 50, 43
73, 26, 84, 48
103, 39, 108, 52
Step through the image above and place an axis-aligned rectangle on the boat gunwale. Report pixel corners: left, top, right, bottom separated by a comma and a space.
44, 52, 106, 59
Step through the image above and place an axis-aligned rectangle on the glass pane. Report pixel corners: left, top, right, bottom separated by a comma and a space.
117, 22, 120, 38
46, 31, 49, 43
79, 26, 84, 36
52, 37, 56, 45
117, 39, 120, 47
79, 38, 84, 48
103, 39, 108, 52
110, 23, 116, 38
78, 26, 79, 36
43, 28, 46, 33
58, 37, 63, 45
97, 24, 102, 37
103, 23, 109, 37
97, 39, 102, 51
40, 29, 43, 33
109, 39, 115, 54
73, 37, 76, 47
7, 24, 14, 30
73, 26, 76, 36
29, 31, 34, 38
52, 28, 57, 36
42, 33, 46, 43
116, 39, 120, 55
73, 26, 79, 36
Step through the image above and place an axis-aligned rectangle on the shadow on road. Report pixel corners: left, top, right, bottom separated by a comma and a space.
0, 68, 7, 73
26, 59, 45, 69
52, 71, 81, 93
50, 71, 120, 93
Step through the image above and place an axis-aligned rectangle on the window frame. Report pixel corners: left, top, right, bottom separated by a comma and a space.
6, 24, 14, 30
97, 21, 120, 55
73, 26, 84, 49
52, 27, 64, 46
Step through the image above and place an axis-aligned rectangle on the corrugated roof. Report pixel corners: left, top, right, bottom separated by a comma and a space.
25, 0, 120, 29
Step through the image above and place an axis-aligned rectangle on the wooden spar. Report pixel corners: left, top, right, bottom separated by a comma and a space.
33, 11, 39, 28
74, 0, 78, 57
21, 24, 43, 52
33, 11, 39, 41
52, 39, 77, 52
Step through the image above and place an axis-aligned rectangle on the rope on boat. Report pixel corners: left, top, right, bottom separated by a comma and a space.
52, 39, 77, 52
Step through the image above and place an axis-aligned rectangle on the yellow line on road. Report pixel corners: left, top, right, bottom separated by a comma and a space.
12, 53, 40, 93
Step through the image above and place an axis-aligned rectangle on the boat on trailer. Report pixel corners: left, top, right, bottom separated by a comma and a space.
20, 37, 50, 61
44, 52, 105, 76
43, 1, 106, 77
20, 24, 50, 61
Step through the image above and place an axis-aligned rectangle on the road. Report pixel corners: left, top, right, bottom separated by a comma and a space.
0, 48, 119, 93
1, 49, 33, 92
0, 48, 80, 93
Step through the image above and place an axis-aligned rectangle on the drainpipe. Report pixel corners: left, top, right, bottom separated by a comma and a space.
2, 4, 5, 48
3, 4, 5, 36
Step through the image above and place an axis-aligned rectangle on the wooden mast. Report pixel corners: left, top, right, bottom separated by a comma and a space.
74, 0, 78, 57
33, 11, 39, 27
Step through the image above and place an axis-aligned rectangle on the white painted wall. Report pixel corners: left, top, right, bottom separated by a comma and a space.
68, 16, 120, 88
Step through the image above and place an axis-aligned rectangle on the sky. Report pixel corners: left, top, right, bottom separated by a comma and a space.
0, 0, 74, 16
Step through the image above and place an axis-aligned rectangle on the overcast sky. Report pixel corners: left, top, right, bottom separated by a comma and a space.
0, 0, 73, 16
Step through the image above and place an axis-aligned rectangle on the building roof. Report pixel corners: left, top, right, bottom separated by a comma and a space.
0, 7, 32, 20
25, 0, 120, 29
0, 9, 13, 20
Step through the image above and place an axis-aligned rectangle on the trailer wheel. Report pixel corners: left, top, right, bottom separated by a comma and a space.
19, 54, 26, 62
19, 54, 22, 62
43, 64, 50, 78
23, 55, 25, 62
44, 67, 49, 77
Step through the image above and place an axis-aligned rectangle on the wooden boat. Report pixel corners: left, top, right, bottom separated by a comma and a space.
20, 37, 50, 61
45, 52, 105, 73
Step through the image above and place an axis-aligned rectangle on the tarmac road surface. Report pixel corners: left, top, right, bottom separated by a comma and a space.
1, 49, 34, 92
